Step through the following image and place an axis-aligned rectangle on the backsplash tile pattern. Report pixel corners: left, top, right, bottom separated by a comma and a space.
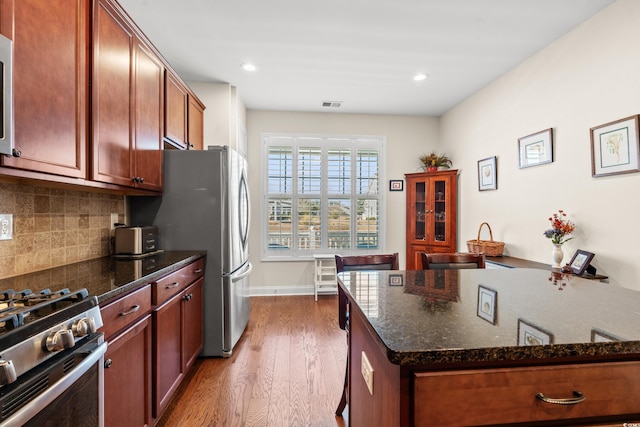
0, 182, 124, 279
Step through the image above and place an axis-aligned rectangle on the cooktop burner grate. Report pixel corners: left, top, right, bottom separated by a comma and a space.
0, 288, 89, 336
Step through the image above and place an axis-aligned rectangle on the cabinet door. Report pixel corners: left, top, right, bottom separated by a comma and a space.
104, 314, 152, 427
134, 40, 164, 191
164, 72, 188, 149
187, 95, 204, 150
182, 277, 204, 371
0, 0, 87, 178
92, 0, 134, 187
153, 291, 183, 418
428, 174, 454, 247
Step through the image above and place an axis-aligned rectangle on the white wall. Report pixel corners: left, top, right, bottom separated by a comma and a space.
441, 0, 640, 289
246, 111, 439, 293
189, 82, 247, 152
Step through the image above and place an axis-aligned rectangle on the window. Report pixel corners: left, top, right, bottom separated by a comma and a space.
262, 134, 385, 260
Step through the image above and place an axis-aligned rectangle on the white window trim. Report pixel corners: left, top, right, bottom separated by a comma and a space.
261, 132, 387, 261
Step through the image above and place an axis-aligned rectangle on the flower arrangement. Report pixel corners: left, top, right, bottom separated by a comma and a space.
543, 210, 575, 245
419, 152, 452, 170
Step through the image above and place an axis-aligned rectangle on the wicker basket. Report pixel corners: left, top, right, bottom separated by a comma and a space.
466, 222, 505, 256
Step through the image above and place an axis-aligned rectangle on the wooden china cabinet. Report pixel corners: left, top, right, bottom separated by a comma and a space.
405, 170, 458, 270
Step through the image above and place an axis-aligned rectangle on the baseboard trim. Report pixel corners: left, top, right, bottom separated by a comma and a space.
249, 285, 315, 297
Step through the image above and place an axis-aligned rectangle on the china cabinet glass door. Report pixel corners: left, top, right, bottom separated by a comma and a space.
432, 178, 447, 243
414, 181, 426, 240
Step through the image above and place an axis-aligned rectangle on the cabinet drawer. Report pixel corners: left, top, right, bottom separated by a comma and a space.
100, 285, 152, 340
414, 361, 640, 426
153, 258, 204, 305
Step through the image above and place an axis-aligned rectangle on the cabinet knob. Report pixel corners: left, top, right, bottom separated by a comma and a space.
104, 358, 113, 369
11, 148, 21, 158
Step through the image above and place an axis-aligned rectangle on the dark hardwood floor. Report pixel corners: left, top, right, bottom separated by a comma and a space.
157, 295, 348, 426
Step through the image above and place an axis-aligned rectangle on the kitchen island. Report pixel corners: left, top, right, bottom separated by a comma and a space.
337, 268, 640, 426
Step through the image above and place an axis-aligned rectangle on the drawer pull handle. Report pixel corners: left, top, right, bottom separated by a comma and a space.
120, 305, 141, 316
535, 390, 585, 405
194, 268, 203, 274
166, 282, 180, 289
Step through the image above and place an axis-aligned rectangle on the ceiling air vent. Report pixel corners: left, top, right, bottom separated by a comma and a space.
322, 101, 342, 108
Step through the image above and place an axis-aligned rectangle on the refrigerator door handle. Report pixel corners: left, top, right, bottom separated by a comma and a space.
226, 262, 253, 282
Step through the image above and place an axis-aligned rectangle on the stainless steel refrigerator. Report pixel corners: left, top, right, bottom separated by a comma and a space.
130, 146, 251, 357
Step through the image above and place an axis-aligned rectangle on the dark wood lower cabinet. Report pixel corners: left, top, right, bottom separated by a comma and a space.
153, 289, 183, 418
153, 276, 204, 420
104, 314, 152, 427
101, 257, 204, 426
183, 278, 204, 371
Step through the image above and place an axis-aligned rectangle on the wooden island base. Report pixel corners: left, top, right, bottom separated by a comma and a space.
339, 269, 640, 427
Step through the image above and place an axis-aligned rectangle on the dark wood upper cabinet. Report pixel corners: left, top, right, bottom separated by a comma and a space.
187, 95, 205, 150
164, 72, 188, 149
134, 40, 164, 191
92, 0, 163, 191
0, 0, 88, 178
0, 0, 203, 192
92, 0, 135, 187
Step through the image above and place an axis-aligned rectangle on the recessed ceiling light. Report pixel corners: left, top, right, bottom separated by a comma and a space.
241, 63, 258, 72
414, 73, 429, 81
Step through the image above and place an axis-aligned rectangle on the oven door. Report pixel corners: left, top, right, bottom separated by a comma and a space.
0, 333, 107, 427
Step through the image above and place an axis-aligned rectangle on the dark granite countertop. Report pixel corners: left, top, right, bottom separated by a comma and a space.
338, 268, 640, 366
0, 250, 206, 304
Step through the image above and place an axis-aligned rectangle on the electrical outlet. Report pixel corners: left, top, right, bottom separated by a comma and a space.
110, 213, 119, 230
0, 214, 13, 240
361, 351, 374, 395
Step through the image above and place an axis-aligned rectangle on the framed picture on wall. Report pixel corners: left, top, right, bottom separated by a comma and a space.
389, 180, 404, 191
590, 115, 640, 177
518, 128, 553, 168
477, 156, 497, 191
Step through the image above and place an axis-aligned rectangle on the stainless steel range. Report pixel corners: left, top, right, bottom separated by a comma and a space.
0, 288, 106, 426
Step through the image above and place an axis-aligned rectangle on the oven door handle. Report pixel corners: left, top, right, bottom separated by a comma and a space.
1, 340, 108, 427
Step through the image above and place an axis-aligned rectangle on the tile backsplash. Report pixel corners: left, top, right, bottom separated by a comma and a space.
0, 182, 124, 279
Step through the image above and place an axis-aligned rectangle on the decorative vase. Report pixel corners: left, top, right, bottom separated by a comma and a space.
427, 166, 438, 172
552, 243, 564, 268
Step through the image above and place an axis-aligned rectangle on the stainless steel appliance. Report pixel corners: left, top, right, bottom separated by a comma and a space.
0, 288, 106, 426
0, 34, 14, 157
130, 145, 251, 357
114, 226, 158, 255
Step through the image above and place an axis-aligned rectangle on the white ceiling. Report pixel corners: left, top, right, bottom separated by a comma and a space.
118, 0, 615, 116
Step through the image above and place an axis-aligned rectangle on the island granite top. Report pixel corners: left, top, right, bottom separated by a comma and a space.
338, 268, 640, 366
0, 250, 206, 304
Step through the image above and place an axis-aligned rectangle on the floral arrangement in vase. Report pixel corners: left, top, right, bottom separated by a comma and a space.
419, 152, 452, 172
543, 210, 575, 244
544, 210, 575, 268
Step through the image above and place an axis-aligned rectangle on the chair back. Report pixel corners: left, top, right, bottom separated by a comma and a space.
335, 253, 399, 273
421, 252, 486, 270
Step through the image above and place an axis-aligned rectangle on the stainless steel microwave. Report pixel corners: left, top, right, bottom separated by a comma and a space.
0, 34, 12, 157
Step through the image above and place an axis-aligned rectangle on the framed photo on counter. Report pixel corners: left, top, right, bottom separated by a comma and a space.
568, 250, 595, 275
